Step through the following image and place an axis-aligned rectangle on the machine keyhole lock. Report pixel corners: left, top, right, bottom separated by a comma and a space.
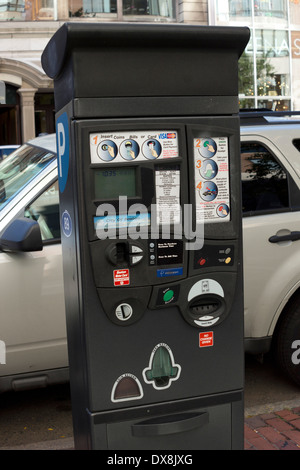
115, 303, 133, 321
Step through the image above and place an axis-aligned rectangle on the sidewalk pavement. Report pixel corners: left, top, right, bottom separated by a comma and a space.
1, 400, 300, 450
244, 399, 300, 450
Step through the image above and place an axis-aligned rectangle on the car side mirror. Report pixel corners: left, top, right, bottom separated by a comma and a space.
0, 218, 42, 252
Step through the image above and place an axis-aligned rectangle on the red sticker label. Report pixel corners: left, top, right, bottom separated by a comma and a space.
199, 331, 214, 348
114, 269, 130, 286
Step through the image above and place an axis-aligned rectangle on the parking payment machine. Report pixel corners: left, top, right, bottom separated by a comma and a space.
42, 23, 250, 450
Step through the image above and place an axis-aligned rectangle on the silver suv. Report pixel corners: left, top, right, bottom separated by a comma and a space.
241, 111, 300, 386
0, 135, 68, 393
0, 113, 300, 392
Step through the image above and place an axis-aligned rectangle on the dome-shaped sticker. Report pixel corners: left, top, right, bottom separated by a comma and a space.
111, 373, 143, 402
143, 343, 181, 390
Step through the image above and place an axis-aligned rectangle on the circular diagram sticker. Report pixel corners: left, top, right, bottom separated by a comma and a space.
199, 138, 217, 158
142, 139, 162, 159
200, 159, 218, 180
200, 182, 218, 201
97, 140, 118, 161
217, 204, 230, 218
120, 139, 140, 160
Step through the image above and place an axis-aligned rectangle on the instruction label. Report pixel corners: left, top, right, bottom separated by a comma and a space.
155, 168, 181, 225
90, 130, 179, 164
194, 137, 230, 223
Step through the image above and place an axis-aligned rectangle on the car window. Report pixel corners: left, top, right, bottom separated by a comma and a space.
0, 144, 56, 211
24, 180, 60, 241
293, 139, 300, 152
0, 146, 19, 161
241, 142, 289, 214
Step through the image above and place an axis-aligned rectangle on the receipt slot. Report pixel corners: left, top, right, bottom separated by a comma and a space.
42, 23, 249, 450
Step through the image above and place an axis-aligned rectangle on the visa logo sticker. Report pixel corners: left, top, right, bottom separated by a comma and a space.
159, 132, 177, 139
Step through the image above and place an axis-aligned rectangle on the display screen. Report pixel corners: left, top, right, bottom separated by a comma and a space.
94, 168, 136, 199
157, 241, 183, 265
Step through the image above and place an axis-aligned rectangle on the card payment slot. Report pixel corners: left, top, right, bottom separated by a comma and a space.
106, 242, 144, 266
189, 294, 225, 327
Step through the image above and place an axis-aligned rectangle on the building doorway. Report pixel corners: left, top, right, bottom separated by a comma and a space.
34, 93, 55, 136
0, 84, 21, 145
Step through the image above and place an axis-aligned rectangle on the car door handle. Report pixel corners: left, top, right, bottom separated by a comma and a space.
269, 231, 300, 243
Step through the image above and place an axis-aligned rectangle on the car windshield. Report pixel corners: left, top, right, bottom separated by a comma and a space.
0, 144, 56, 211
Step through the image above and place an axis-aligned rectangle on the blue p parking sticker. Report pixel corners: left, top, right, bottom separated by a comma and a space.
56, 112, 69, 193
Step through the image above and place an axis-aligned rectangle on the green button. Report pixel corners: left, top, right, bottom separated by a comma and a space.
163, 289, 174, 302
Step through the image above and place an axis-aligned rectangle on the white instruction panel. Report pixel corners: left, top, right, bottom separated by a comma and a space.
193, 137, 230, 223
155, 169, 181, 225
90, 130, 179, 163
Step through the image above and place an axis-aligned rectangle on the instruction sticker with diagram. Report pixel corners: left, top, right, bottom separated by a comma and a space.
90, 130, 179, 164
193, 137, 230, 224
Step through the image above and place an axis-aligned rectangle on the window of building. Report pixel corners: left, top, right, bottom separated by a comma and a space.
0, 0, 24, 20
290, 0, 300, 26
241, 142, 289, 214
69, 0, 117, 17
69, 0, 174, 19
239, 34, 255, 109
216, 0, 251, 22
253, 0, 287, 20
215, 0, 287, 23
123, 0, 173, 17
0, 0, 55, 20
0, 0, 175, 20
215, 2, 292, 110
255, 29, 290, 109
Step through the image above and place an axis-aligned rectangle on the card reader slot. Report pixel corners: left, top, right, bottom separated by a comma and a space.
190, 297, 221, 317
116, 242, 127, 264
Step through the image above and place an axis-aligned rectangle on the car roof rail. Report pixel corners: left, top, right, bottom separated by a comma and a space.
239, 109, 300, 125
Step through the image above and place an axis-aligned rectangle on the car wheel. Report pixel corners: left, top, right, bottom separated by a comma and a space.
273, 296, 300, 387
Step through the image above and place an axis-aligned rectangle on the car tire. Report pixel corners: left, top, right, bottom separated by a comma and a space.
273, 296, 300, 387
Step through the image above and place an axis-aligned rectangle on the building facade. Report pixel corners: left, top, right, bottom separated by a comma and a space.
0, 0, 299, 144
209, 0, 300, 112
